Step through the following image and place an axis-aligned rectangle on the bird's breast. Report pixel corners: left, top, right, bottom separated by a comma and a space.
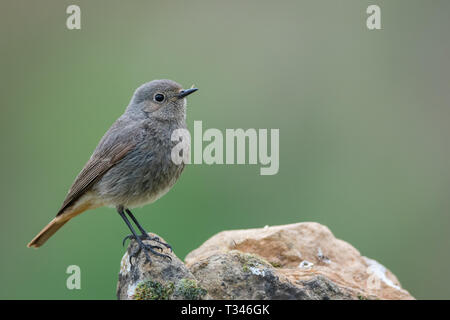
95, 133, 185, 209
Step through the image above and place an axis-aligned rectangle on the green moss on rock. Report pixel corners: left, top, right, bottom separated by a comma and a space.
175, 278, 207, 300
270, 261, 282, 268
237, 252, 269, 273
133, 279, 174, 300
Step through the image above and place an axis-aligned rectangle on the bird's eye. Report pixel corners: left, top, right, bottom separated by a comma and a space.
154, 93, 165, 102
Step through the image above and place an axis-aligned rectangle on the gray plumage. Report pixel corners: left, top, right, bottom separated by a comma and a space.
28, 79, 196, 248
91, 82, 187, 209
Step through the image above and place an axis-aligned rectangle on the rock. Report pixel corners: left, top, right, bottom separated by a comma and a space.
116, 234, 209, 300
185, 250, 354, 299
117, 223, 414, 300
185, 222, 414, 300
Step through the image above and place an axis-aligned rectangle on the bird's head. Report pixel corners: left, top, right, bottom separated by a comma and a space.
127, 79, 198, 122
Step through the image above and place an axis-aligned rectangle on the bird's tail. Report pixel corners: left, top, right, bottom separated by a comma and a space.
27, 217, 70, 248
27, 198, 96, 248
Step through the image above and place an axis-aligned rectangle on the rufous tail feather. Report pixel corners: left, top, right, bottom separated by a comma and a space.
27, 200, 94, 248
27, 217, 70, 248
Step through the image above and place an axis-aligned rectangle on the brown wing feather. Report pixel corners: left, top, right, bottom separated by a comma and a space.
56, 141, 135, 216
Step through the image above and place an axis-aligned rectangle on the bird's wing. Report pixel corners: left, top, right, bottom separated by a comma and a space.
56, 121, 137, 216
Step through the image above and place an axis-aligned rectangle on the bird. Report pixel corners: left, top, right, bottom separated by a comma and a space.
27, 79, 198, 262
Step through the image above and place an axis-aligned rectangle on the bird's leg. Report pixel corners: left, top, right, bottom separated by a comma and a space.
117, 207, 170, 264
122, 209, 173, 251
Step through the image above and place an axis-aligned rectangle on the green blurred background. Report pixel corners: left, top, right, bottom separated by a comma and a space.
1, 0, 449, 299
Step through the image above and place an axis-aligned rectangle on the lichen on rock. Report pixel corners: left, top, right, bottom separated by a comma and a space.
174, 278, 207, 300
132, 279, 174, 300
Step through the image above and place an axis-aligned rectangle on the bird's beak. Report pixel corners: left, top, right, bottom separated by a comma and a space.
178, 88, 198, 99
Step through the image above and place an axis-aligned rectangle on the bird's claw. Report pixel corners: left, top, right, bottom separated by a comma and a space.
125, 235, 172, 266
128, 243, 172, 265
151, 236, 173, 252
122, 234, 173, 252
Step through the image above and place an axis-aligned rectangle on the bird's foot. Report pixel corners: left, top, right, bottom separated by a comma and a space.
124, 235, 172, 265
123, 233, 172, 252
129, 241, 172, 265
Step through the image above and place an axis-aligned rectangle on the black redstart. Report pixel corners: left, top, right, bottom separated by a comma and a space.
27, 79, 198, 261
